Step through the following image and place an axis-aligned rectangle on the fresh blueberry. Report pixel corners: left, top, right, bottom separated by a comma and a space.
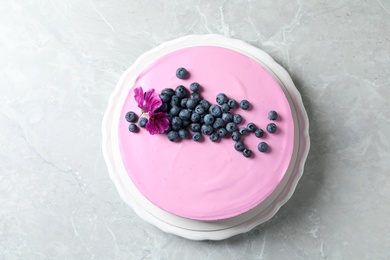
243, 148, 253, 158
258, 142, 268, 152
239, 127, 247, 135
171, 116, 182, 127
170, 95, 180, 107
190, 123, 201, 132
201, 124, 214, 135
159, 93, 171, 103
138, 117, 148, 128
231, 131, 241, 141
234, 141, 245, 151
226, 122, 237, 133
255, 128, 265, 138
221, 103, 230, 112
186, 98, 197, 110
228, 99, 237, 109
213, 118, 225, 129
156, 102, 169, 113
176, 67, 189, 79
267, 123, 277, 133
172, 124, 181, 131
170, 106, 181, 116
128, 123, 138, 133
209, 104, 222, 117
190, 93, 201, 102
210, 132, 219, 142
233, 114, 243, 124
180, 98, 188, 108
268, 110, 278, 120
222, 112, 233, 122
192, 132, 202, 141
247, 123, 257, 132
179, 109, 191, 120
195, 104, 206, 115
167, 131, 180, 142
203, 114, 215, 125
240, 100, 250, 110
175, 85, 188, 98
199, 100, 210, 110
182, 120, 191, 127
216, 93, 228, 105
125, 111, 137, 122
162, 88, 175, 96
179, 128, 190, 139
218, 128, 228, 138
191, 112, 200, 122
190, 82, 200, 92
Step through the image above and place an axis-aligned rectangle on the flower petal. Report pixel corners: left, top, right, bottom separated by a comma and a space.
134, 87, 145, 109
143, 88, 162, 112
145, 112, 170, 135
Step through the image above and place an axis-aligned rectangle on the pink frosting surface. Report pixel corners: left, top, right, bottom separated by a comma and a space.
118, 46, 294, 220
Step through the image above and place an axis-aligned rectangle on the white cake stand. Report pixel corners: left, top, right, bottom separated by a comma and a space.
102, 34, 310, 240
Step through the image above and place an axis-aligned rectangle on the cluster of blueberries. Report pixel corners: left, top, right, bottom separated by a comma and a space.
126, 67, 279, 158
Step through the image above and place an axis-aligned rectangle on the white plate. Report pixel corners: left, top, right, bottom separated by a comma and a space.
102, 34, 310, 240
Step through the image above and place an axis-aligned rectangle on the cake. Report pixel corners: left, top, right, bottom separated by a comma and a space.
103, 35, 309, 238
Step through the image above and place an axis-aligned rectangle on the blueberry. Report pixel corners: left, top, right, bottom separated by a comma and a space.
170, 106, 181, 116
167, 131, 180, 142
159, 93, 171, 103
186, 98, 197, 110
201, 124, 214, 135
258, 142, 268, 152
190, 123, 201, 132
175, 85, 188, 98
234, 141, 245, 151
222, 112, 233, 122
182, 120, 191, 127
267, 123, 277, 133
138, 117, 148, 128
128, 123, 138, 133
192, 132, 202, 141
190, 82, 200, 92
176, 67, 189, 79
243, 148, 253, 158
233, 114, 243, 124
179, 128, 190, 139
239, 127, 247, 135
191, 112, 201, 122
213, 118, 225, 129
210, 132, 219, 142
172, 124, 181, 131
218, 128, 228, 138
255, 128, 265, 138
268, 110, 278, 120
240, 100, 250, 110
199, 100, 210, 110
170, 95, 180, 107
155, 102, 169, 113
221, 103, 230, 112
228, 99, 237, 109
190, 93, 201, 102
231, 131, 241, 141
209, 104, 222, 117
216, 93, 228, 105
180, 98, 188, 108
247, 123, 257, 132
179, 109, 191, 120
162, 88, 175, 96
226, 122, 237, 133
125, 111, 137, 122
203, 114, 215, 125
195, 104, 206, 115
171, 116, 182, 127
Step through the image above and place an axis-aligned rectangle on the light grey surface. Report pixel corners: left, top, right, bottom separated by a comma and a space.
1, 0, 389, 259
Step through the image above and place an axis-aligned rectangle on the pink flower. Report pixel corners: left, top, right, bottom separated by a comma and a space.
145, 111, 170, 135
134, 87, 162, 113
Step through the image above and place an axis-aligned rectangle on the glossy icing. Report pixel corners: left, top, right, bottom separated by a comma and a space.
118, 46, 295, 220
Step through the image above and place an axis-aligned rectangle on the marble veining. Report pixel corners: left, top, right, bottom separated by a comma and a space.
1, 0, 389, 259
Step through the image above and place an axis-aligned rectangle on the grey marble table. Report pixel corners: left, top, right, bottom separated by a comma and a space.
1, 0, 389, 259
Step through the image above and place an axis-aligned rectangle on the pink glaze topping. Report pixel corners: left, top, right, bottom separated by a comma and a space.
118, 46, 295, 220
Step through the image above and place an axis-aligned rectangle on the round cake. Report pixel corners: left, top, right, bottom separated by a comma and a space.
103, 34, 309, 238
